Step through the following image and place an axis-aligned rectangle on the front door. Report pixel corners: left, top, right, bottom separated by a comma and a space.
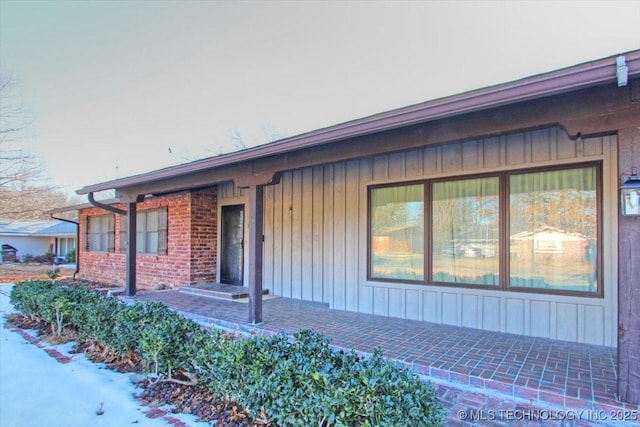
220, 204, 244, 285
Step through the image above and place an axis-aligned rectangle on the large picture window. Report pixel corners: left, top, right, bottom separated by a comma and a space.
118, 207, 168, 255
370, 184, 424, 281
368, 163, 601, 296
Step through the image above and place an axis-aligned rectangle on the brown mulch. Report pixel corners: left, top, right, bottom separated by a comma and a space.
137, 382, 274, 427
6, 312, 77, 343
71, 340, 144, 373
6, 312, 53, 335
5, 313, 43, 330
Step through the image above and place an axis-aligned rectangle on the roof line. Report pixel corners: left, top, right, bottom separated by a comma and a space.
78, 50, 640, 195
46, 198, 121, 214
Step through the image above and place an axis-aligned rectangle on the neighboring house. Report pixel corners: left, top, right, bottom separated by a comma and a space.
51, 51, 640, 404
510, 227, 589, 260
0, 220, 77, 262
510, 227, 596, 292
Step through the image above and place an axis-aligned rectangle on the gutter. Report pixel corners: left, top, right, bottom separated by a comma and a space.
48, 214, 80, 279
88, 192, 127, 216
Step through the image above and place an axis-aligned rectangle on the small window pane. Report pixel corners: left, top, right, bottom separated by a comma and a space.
136, 211, 146, 253
431, 177, 500, 286
101, 229, 109, 251
147, 231, 158, 252
119, 218, 127, 253
137, 211, 147, 233
59, 238, 71, 256
146, 210, 158, 231
509, 167, 598, 292
136, 231, 145, 253
98, 215, 109, 233
89, 232, 101, 251
370, 184, 424, 280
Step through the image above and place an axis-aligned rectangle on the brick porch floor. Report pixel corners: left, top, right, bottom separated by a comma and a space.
134, 290, 639, 424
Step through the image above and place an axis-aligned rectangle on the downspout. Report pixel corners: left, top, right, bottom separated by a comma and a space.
86, 191, 128, 284
48, 214, 80, 279
88, 192, 141, 297
73, 193, 127, 279
88, 192, 127, 216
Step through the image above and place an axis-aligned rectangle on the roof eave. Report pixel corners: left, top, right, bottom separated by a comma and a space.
46, 198, 121, 214
77, 50, 640, 195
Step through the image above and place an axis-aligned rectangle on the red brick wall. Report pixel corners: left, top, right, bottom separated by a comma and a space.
77, 188, 217, 290
189, 189, 217, 283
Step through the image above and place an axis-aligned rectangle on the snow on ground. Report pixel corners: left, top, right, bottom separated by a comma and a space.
0, 284, 208, 427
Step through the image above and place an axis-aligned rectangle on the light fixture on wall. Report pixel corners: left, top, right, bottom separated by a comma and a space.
620, 167, 640, 216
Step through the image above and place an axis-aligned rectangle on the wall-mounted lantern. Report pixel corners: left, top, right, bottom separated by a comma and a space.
621, 168, 640, 216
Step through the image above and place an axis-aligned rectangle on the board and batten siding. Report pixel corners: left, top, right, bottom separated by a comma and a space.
218, 127, 618, 347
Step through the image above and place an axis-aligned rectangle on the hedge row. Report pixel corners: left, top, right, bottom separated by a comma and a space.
10, 280, 445, 426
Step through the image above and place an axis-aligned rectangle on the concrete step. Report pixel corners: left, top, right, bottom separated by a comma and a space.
179, 283, 269, 300
94, 287, 126, 297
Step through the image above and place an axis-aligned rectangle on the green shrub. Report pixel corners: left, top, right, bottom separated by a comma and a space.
10, 280, 48, 320
37, 287, 74, 336
65, 249, 76, 263
9, 281, 445, 426
136, 302, 201, 379
77, 293, 123, 343
190, 328, 444, 426
188, 327, 236, 398
111, 300, 165, 354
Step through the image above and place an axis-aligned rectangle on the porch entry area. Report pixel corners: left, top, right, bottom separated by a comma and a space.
220, 204, 244, 285
135, 289, 637, 416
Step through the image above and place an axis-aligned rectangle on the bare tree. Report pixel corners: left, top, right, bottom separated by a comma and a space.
261, 123, 286, 142
169, 125, 288, 162
0, 75, 40, 189
0, 74, 70, 221
227, 128, 247, 151
219, 124, 286, 155
0, 77, 30, 143
0, 187, 79, 219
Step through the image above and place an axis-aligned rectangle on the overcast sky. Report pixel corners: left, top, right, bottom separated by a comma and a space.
1, 1, 639, 197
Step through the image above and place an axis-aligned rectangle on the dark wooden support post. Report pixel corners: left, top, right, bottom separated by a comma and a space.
125, 201, 137, 297
618, 127, 640, 404
247, 184, 264, 324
